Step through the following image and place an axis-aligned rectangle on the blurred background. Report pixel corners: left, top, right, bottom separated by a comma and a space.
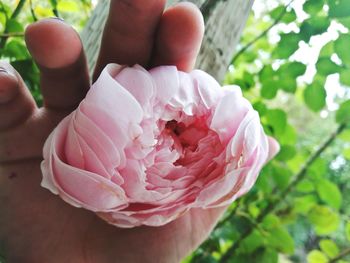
0, 0, 349, 262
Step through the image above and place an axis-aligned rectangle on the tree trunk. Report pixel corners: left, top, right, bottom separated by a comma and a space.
81, 0, 253, 82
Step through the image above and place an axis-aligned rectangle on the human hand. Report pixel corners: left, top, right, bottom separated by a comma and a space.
0, 1, 227, 262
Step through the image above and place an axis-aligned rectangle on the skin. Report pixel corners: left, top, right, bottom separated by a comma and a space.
0, 1, 227, 262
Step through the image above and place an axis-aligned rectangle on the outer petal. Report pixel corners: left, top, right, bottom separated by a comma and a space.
210, 88, 251, 143
86, 64, 143, 124
149, 66, 179, 105
114, 65, 155, 115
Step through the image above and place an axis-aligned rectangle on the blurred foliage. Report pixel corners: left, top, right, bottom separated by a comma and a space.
1, 0, 350, 263
187, 0, 350, 262
0, 0, 93, 106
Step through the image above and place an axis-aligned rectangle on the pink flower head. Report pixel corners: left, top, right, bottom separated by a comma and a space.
41, 64, 278, 228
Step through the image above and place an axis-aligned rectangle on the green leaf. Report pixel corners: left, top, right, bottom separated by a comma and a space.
304, 83, 326, 112
294, 194, 318, 214
240, 230, 265, 253
0, 12, 6, 31
57, 0, 79, 12
340, 69, 350, 86
272, 33, 300, 59
270, 6, 285, 19
316, 179, 342, 210
282, 10, 297, 23
248, 203, 260, 218
278, 124, 297, 145
253, 101, 268, 116
329, 0, 350, 18
279, 76, 297, 93
260, 248, 278, 263
262, 214, 281, 230
308, 205, 340, 235
342, 148, 350, 160
265, 109, 287, 136
3, 40, 30, 60
303, 0, 325, 15
279, 62, 307, 78
256, 166, 274, 194
270, 6, 296, 23
308, 158, 327, 179
242, 71, 255, 87
260, 62, 306, 96
339, 17, 350, 29
259, 65, 275, 82
320, 239, 339, 258
335, 34, 350, 66
261, 79, 278, 99
49, 0, 58, 6
276, 145, 296, 161
345, 221, 350, 241
272, 163, 293, 189
296, 180, 315, 193
316, 57, 342, 76
307, 250, 329, 263
339, 129, 350, 141
319, 41, 334, 58
336, 100, 350, 124
6, 19, 24, 33
300, 16, 331, 42
266, 227, 294, 254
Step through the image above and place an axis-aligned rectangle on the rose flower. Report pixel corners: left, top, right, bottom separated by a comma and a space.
41, 64, 278, 228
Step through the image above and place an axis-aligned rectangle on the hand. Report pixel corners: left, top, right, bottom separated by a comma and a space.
0, 1, 227, 262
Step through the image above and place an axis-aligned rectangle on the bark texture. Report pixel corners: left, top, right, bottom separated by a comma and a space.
81, 0, 253, 82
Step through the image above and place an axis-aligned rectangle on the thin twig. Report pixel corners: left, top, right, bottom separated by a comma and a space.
219, 123, 347, 263
10, 0, 26, 20
0, 32, 24, 38
29, 0, 38, 22
231, 0, 295, 65
49, 0, 60, 18
329, 247, 350, 263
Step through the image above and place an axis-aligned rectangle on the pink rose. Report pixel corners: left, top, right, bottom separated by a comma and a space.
41, 64, 278, 228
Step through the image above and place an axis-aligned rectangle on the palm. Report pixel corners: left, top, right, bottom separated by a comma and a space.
1, 158, 223, 262
0, 1, 226, 262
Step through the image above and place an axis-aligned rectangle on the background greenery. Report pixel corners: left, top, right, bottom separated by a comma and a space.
0, 0, 350, 262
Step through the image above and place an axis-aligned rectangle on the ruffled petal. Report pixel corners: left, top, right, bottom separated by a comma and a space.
41, 64, 273, 228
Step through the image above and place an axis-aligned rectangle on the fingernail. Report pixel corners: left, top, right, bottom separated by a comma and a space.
50, 16, 64, 22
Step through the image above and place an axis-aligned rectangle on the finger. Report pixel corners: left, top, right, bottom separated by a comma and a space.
25, 18, 90, 111
93, 0, 166, 80
152, 2, 204, 72
0, 62, 36, 131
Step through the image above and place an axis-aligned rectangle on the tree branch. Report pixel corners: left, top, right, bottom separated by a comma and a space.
329, 247, 350, 263
231, 0, 294, 65
219, 123, 347, 263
